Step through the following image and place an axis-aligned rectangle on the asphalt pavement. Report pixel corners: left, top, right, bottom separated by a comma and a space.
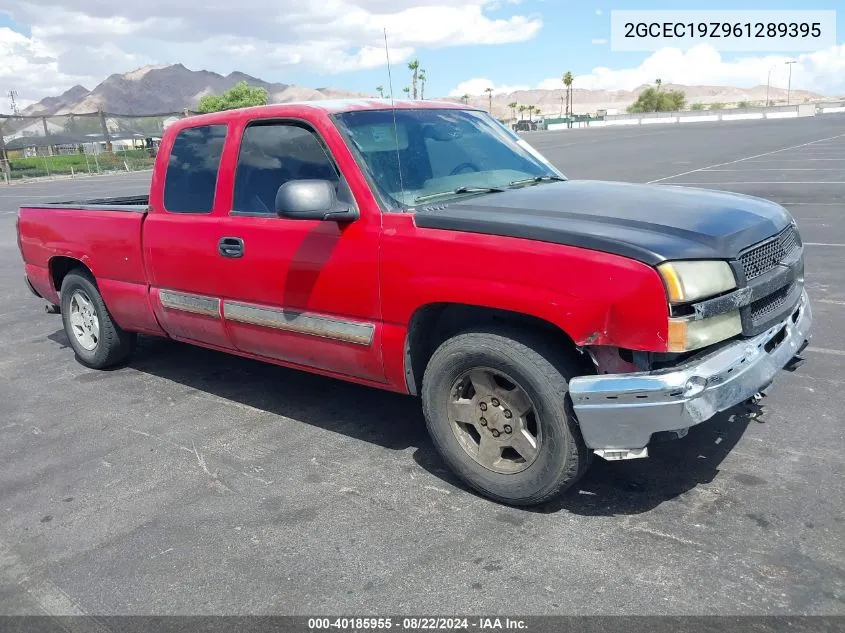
1, 115, 843, 617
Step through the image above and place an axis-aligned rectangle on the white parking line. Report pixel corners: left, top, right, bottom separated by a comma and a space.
647, 132, 845, 183
701, 168, 845, 171
741, 159, 845, 162
805, 242, 845, 246
807, 347, 845, 357
664, 181, 845, 185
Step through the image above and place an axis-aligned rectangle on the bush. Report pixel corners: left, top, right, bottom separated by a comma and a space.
709, 102, 725, 110
691, 102, 705, 111
197, 81, 269, 113
8, 149, 154, 179
627, 87, 686, 113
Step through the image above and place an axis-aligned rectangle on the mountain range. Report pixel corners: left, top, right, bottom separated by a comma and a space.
20, 64, 828, 119
21, 64, 368, 117
458, 83, 827, 119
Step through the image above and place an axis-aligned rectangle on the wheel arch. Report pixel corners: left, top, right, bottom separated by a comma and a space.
403, 302, 591, 396
49, 256, 94, 294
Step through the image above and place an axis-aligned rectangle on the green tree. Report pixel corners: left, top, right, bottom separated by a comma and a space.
419, 69, 426, 100
403, 87, 411, 97
376, 85, 384, 98
655, 78, 662, 91
196, 81, 269, 113
484, 87, 494, 113
562, 71, 574, 118
408, 59, 420, 99
627, 86, 686, 113
709, 102, 725, 110
508, 101, 518, 120
462, 93, 470, 104
691, 102, 705, 111
737, 100, 750, 109
518, 104, 527, 119
526, 105, 535, 121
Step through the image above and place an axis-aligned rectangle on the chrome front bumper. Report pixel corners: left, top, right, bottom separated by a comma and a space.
569, 291, 812, 455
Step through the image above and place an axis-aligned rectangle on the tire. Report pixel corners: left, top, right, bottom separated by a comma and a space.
60, 270, 136, 369
421, 327, 591, 506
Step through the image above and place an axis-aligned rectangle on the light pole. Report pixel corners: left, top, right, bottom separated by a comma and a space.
765, 66, 775, 107
785, 60, 797, 105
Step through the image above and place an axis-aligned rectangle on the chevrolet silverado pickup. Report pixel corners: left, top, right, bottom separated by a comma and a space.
16, 100, 811, 506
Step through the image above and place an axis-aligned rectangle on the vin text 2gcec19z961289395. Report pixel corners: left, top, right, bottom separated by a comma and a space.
16, 100, 811, 506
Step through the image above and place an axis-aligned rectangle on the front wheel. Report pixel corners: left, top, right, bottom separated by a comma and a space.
60, 270, 136, 369
421, 327, 591, 506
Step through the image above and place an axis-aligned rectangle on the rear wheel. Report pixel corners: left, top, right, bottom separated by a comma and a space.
421, 327, 591, 506
60, 271, 136, 369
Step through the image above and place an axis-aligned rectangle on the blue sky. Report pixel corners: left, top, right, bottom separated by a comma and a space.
1, 0, 843, 108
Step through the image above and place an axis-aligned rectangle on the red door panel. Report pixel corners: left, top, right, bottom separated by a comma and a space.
144, 213, 234, 349
215, 214, 383, 381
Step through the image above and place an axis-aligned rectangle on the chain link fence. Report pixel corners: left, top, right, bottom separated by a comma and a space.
0, 110, 198, 182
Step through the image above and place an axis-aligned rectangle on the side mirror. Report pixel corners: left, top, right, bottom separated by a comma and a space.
274, 179, 358, 222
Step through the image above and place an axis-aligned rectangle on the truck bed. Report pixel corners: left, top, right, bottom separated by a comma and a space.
37, 195, 150, 213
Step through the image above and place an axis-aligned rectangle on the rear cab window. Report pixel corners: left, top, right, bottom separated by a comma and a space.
163, 124, 227, 213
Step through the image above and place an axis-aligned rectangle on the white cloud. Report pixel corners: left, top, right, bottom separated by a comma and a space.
591, 38, 607, 45
537, 44, 845, 95
1, 0, 542, 104
448, 78, 530, 97
0, 26, 100, 101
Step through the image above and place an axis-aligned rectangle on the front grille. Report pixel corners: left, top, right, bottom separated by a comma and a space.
739, 226, 801, 281
749, 282, 794, 324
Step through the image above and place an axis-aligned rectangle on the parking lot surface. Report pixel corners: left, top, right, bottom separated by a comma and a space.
1, 115, 843, 616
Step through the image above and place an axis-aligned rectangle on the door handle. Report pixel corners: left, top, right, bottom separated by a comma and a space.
218, 237, 244, 258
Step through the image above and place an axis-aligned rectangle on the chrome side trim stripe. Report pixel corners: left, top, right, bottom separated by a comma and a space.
223, 301, 375, 346
159, 290, 221, 318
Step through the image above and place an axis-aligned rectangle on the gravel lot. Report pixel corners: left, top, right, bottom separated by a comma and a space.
1, 115, 844, 617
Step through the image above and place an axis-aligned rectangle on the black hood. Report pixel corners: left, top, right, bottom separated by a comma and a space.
413, 180, 793, 265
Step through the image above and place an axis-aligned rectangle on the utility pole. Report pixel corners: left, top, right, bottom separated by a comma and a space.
98, 109, 112, 152
0, 120, 9, 180
766, 68, 772, 107
785, 60, 797, 105
41, 116, 54, 156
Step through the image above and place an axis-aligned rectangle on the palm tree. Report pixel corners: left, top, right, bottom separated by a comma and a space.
484, 87, 494, 113
562, 71, 574, 120
402, 86, 411, 97
408, 60, 420, 99
419, 69, 426, 100
461, 93, 470, 105
526, 105, 535, 122
508, 101, 518, 121
376, 85, 384, 98
518, 104, 527, 120
655, 78, 662, 91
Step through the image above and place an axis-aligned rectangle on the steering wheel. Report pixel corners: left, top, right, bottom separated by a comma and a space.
450, 162, 481, 176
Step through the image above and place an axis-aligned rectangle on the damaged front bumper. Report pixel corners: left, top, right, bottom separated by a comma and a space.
569, 290, 812, 458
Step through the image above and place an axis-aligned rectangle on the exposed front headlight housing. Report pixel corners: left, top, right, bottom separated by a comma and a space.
657, 260, 737, 304
667, 311, 742, 352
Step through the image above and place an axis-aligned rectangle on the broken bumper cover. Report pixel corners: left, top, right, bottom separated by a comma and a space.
569, 290, 812, 453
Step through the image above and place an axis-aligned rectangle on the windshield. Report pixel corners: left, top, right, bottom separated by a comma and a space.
333, 108, 564, 208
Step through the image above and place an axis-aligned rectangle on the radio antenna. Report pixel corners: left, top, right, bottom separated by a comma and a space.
383, 28, 406, 204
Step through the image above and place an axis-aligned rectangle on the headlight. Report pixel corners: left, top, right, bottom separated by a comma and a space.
657, 260, 737, 304
668, 311, 742, 352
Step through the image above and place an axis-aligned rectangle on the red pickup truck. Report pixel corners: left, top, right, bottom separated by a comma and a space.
17, 100, 811, 506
